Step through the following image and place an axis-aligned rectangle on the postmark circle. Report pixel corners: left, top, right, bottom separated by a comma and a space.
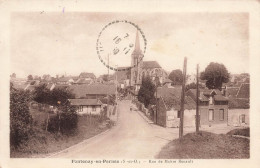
96, 20, 147, 71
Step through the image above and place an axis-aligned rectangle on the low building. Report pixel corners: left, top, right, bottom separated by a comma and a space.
68, 83, 116, 99
186, 89, 229, 126
68, 99, 102, 115
155, 86, 229, 127
56, 77, 75, 85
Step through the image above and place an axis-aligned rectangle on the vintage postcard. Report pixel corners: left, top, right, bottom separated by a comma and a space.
0, 0, 260, 168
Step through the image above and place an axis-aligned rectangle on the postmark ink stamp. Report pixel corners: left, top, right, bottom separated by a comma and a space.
96, 20, 147, 71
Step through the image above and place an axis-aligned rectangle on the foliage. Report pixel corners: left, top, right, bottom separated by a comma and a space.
33, 84, 75, 105
138, 76, 156, 107
200, 62, 229, 90
185, 82, 204, 91
46, 105, 78, 135
27, 75, 33, 80
11, 73, 16, 78
33, 84, 51, 104
168, 69, 183, 85
49, 88, 75, 105
102, 74, 109, 82
10, 83, 33, 148
33, 84, 77, 134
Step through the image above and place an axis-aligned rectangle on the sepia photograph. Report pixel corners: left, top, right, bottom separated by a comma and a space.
1, 0, 260, 168
9, 11, 250, 159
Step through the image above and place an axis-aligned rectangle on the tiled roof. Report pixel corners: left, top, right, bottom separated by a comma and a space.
236, 83, 250, 99
156, 85, 182, 99
214, 95, 228, 101
54, 84, 70, 90
68, 84, 116, 98
68, 99, 102, 106
76, 78, 92, 84
12, 83, 28, 90
187, 88, 227, 102
156, 86, 196, 110
143, 61, 161, 69
226, 87, 239, 97
79, 72, 96, 79
57, 77, 74, 82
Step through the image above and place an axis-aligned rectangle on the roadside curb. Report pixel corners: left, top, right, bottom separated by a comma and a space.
135, 109, 154, 124
232, 135, 250, 140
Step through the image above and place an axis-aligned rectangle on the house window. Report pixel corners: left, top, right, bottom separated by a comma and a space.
208, 109, 214, 121
92, 106, 96, 111
177, 111, 181, 118
78, 106, 83, 112
219, 109, 224, 121
240, 114, 246, 123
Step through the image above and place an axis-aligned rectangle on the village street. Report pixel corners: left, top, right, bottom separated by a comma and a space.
49, 100, 177, 158
49, 100, 238, 158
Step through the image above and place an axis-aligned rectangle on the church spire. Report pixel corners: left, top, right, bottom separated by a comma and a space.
134, 29, 140, 51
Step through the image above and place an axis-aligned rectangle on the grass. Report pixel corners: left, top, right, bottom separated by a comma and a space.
10, 115, 113, 158
156, 131, 249, 159
227, 127, 250, 137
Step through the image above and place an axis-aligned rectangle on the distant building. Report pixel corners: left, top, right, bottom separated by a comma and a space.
116, 30, 167, 95
79, 72, 96, 80
56, 77, 75, 85
68, 99, 102, 115
154, 86, 229, 127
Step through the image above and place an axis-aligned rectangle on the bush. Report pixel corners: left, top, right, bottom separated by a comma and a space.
44, 105, 78, 135
10, 83, 33, 148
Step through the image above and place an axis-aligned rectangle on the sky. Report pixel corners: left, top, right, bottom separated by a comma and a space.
10, 12, 249, 78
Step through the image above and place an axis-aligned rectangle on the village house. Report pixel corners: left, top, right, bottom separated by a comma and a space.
154, 85, 229, 128
79, 72, 96, 81
226, 83, 250, 126
186, 89, 229, 126
154, 85, 196, 127
56, 76, 76, 85
68, 99, 102, 115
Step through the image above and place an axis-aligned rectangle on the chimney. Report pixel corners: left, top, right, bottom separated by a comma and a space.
222, 86, 227, 97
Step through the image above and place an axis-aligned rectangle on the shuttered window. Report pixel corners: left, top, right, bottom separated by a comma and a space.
219, 109, 224, 121
209, 109, 214, 121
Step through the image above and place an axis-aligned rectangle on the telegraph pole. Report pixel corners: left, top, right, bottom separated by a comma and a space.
196, 64, 200, 134
179, 57, 187, 139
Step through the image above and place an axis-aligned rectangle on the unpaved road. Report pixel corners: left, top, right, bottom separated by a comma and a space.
50, 100, 177, 158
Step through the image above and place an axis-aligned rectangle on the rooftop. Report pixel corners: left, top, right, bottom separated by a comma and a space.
68, 84, 116, 98
68, 99, 102, 106
143, 61, 161, 69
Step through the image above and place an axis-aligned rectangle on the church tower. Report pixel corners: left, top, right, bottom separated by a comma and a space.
130, 30, 143, 87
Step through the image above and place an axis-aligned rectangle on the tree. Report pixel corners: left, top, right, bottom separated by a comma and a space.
200, 62, 229, 90
11, 73, 16, 78
185, 82, 204, 91
49, 88, 75, 106
102, 74, 108, 82
138, 76, 156, 107
33, 84, 75, 105
33, 84, 51, 104
10, 83, 32, 148
27, 75, 33, 80
168, 69, 183, 85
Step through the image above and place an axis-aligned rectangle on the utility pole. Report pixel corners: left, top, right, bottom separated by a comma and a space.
196, 64, 200, 134
179, 57, 187, 139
